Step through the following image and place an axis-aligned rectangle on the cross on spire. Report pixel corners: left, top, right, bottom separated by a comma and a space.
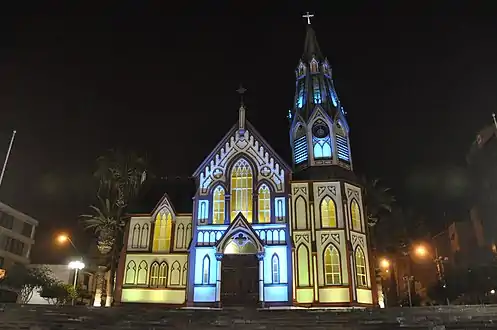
303, 12, 314, 25
236, 84, 247, 106
237, 84, 247, 133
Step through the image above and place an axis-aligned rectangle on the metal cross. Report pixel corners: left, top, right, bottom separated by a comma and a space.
236, 84, 247, 105
303, 12, 314, 25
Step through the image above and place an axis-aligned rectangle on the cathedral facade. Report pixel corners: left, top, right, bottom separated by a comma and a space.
115, 22, 375, 308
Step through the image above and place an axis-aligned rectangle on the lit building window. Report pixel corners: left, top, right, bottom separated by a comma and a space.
320, 196, 337, 228
272, 254, 280, 283
275, 197, 285, 222
198, 200, 208, 222
125, 261, 136, 284
355, 247, 367, 287
202, 255, 210, 284
324, 245, 341, 285
336, 121, 350, 162
153, 210, 172, 252
230, 159, 253, 222
158, 262, 168, 286
294, 124, 308, 164
312, 76, 322, 104
213, 186, 225, 224
310, 59, 318, 73
351, 200, 361, 232
149, 262, 159, 287
258, 184, 271, 223
296, 80, 305, 108
312, 122, 331, 159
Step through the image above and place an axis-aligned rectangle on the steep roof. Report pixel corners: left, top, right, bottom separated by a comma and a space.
128, 177, 196, 215
303, 25, 323, 62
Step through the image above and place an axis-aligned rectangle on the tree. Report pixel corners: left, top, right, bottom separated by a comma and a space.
0, 264, 54, 304
82, 149, 149, 306
361, 177, 396, 227
40, 282, 77, 305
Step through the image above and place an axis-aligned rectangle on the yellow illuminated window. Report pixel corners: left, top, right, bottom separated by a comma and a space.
213, 186, 225, 224
324, 245, 341, 285
153, 210, 172, 252
355, 247, 367, 287
320, 196, 337, 228
149, 262, 159, 287
297, 245, 310, 286
230, 159, 253, 222
351, 200, 362, 232
258, 184, 271, 223
158, 262, 168, 286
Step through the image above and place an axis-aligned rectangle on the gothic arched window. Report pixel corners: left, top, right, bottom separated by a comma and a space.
258, 184, 271, 223
310, 59, 318, 73
185, 223, 192, 247
125, 260, 136, 284
153, 210, 172, 252
131, 224, 140, 248
213, 186, 225, 224
324, 245, 341, 285
351, 200, 361, 232
176, 223, 184, 249
202, 255, 210, 284
336, 120, 350, 162
294, 124, 308, 164
355, 247, 367, 287
230, 159, 253, 222
312, 121, 332, 159
170, 261, 181, 286
320, 196, 337, 228
137, 261, 148, 285
271, 254, 280, 283
297, 244, 310, 286
296, 79, 305, 108
149, 262, 159, 287
140, 223, 149, 248
158, 262, 168, 287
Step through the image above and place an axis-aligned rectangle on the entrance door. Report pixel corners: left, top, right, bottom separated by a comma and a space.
221, 254, 259, 306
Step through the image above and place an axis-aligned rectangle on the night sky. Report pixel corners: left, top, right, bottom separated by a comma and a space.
0, 2, 496, 263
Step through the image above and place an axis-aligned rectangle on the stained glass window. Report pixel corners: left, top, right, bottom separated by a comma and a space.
213, 186, 225, 224
149, 262, 159, 287
324, 245, 341, 285
202, 255, 210, 284
158, 262, 168, 287
230, 159, 253, 222
355, 247, 367, 287
296, 80, 305, 108
321, 197, 337, 228
351, 200, 361, 232
258, 184, 271, 223
153, 210, 172, 252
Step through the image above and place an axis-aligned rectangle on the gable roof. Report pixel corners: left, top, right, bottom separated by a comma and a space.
215, 212, 264, 254
193, 120, 291, 177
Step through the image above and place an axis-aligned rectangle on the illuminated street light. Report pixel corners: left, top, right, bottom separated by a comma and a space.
414, 244, 428, 258
68, 260, 85, 305
491, 289, 495, 295
56, 233, 79, 252
380, 258, 390, 269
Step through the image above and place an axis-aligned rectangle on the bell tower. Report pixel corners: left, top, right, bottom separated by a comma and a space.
289, 14, 352, 180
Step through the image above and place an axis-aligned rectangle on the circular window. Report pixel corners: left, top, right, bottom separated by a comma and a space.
312, 123, 329, 138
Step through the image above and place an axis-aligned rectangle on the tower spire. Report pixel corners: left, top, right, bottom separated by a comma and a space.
237, 85, 247, 133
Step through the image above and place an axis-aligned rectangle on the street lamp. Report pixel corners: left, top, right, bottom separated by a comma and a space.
380, 258, 390, 270
56, 234, 80, 253
414, 244, 428, 258
68, 260, 85, 305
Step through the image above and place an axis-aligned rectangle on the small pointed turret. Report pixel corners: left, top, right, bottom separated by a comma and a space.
303, 24, 323, 62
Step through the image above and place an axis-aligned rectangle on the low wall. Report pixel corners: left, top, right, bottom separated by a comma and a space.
1, 304, 497, 329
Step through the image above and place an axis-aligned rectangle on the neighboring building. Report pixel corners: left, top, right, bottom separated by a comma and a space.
115, 21, 375, 308
26, 264, 96, 305
0, 201, 38, 271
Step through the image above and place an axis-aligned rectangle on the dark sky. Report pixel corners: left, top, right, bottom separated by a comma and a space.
0, 2, 496, 263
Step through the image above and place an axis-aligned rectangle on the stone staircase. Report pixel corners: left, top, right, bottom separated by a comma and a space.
1, 304, 497, 329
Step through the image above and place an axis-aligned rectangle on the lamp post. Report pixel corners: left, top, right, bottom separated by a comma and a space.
379, 258, 391, 308
56, 234, 80, 253
68, 260, 85, 305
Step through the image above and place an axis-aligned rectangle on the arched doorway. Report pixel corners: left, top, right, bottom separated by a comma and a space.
220, 232, 260, 306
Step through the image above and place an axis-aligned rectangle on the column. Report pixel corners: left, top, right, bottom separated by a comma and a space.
215, 253, 223, 304
257, 252, 264, 305
93, 265, 107, 307
105, 270, 112, 307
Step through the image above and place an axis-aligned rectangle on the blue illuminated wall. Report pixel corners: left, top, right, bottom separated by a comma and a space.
192, 247, 217, 303
263, 246, 290, 302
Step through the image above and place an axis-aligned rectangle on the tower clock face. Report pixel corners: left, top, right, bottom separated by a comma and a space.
312, 123, 329, 138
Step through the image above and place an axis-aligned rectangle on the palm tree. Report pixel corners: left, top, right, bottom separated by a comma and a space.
82, 150, 149, 306
361, 177, 396, 227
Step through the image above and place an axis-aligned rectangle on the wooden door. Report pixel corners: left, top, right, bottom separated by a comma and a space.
221, 254, 259, 306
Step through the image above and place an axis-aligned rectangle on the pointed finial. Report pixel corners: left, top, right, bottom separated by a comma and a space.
492, 113, 497, 130
237, 85, 247, 133
303, 12, 314, 25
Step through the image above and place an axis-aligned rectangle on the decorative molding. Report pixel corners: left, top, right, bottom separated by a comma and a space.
331, 233, 340, 245
293, 186, 307, 195
198, 128, 286, 195
320, 233, 330, 244
327, 186, 336, 196
317, 186, 326, 197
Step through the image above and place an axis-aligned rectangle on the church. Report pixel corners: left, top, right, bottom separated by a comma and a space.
113, 18, 376, 308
